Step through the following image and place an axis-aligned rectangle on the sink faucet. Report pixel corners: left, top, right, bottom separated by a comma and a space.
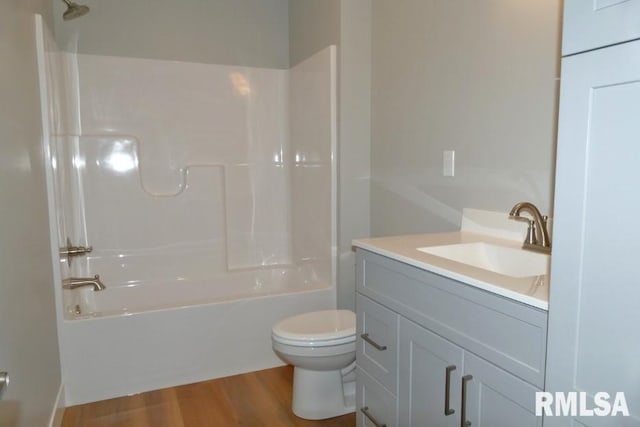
509, 202, 551, 254
62, 275, 106, 291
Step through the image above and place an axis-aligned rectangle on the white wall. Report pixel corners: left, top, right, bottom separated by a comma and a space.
53, 0, 290, 68
289, 0, 372, 311
371, 0, 562, 236
0, 2, 62, 426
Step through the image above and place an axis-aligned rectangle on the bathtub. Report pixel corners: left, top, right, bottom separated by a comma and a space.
59, 267, 335, 406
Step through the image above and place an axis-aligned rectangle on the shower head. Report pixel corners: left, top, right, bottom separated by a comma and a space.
62, 0, 90, 21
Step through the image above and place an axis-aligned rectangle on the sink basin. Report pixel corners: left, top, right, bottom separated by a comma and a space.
417, 242, 549, 278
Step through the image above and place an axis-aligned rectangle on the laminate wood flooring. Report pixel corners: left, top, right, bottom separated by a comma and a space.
62, 366, 355, 427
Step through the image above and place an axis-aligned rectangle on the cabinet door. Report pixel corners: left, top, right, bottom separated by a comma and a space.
546, 39, 640, 426
356, 294, 399, 393
398, 318, 463, 427
563, 0, 640, 55
356, 367, 397, 427
461, 353, 542, 427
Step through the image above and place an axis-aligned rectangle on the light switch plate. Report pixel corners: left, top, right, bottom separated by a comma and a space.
443, 150, 455, 176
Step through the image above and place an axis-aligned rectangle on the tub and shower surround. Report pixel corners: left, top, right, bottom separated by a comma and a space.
69, 46, 336, 295
37, 17, 337, 405
75, 55, 294, 278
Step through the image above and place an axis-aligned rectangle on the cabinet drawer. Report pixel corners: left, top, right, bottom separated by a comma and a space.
356, 367, 397, 427
356, 294, 399, 393
356, 250, 547, 388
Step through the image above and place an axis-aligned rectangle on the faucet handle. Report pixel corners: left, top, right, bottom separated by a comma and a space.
525, 220, 538, 245
511, 215, 538, 244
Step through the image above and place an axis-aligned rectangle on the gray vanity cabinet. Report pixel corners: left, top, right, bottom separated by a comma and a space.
355, 249, 548, 427
398, 313, 542, 427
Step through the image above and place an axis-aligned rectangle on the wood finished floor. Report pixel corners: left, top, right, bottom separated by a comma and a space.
62, 366, 355, 427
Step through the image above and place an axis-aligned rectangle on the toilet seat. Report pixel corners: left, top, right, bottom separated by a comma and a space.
272, 310, 356, 347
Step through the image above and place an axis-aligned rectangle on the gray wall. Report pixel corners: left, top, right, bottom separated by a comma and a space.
289, 0, 341, 67
0, 1, 62, 426
290, 0, 372, 311
337, 0, 372, 311
53, 0, 290, 68
371, 0, 562, 236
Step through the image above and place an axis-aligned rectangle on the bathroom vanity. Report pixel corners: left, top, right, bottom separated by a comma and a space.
352, 228, 549, 427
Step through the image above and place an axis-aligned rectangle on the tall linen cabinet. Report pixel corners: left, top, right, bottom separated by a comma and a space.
545, 1, 640, 426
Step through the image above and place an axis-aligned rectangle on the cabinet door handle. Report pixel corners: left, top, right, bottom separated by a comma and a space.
461, 375, 473, 427
444, 365, 456, 416
361, 406, 386, 427
360, 333, 387, 351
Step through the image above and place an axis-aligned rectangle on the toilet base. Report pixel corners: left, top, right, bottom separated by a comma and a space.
291, 367, 356, 420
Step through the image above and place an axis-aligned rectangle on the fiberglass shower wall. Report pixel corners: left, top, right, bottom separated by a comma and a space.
63, 47, 335, 288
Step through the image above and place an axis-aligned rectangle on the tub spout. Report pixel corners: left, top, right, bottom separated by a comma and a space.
63, 275, 106, 291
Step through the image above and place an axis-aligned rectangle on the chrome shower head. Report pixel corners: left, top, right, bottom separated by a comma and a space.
62, 0, 90, 21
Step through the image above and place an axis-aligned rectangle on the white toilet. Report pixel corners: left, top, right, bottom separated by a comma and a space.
271, 309, 356, 420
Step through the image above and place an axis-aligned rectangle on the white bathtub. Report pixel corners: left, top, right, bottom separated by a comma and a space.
59, 268, 335, 406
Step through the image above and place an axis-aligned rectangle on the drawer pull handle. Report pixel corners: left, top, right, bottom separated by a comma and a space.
361, 406, 386, 427
444, 365, 456, 416
461, 375, 473, 427
360, 333, 387, 351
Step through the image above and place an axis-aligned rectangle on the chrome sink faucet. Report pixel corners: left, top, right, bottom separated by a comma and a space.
62, 275, 106, 291
509, 202, 551, 254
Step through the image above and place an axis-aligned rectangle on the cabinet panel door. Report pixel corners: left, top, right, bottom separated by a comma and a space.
462, 353, 542, 427
356, 367, 397, 427
547, 39, 640, 427
356, 294, 399, 392
399, 318, 463, 427
563, 0, 640, 55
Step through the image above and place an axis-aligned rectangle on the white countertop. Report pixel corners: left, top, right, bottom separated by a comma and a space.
353, 231, 549, 311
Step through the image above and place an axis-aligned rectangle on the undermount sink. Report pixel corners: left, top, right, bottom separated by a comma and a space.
417, 242, 549, 278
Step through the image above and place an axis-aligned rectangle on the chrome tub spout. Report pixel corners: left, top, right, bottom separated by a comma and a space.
62, 275, 106, 291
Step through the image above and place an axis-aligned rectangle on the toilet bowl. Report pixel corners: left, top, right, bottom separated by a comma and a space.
272, 309, 356, 420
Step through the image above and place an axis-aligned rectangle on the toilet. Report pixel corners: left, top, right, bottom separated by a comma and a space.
271, 309, 356, 420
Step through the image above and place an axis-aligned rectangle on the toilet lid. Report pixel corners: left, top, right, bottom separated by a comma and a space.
272, 310, 356, 347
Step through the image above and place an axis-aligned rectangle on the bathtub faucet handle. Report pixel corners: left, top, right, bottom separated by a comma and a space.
60, 238, 93, 267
